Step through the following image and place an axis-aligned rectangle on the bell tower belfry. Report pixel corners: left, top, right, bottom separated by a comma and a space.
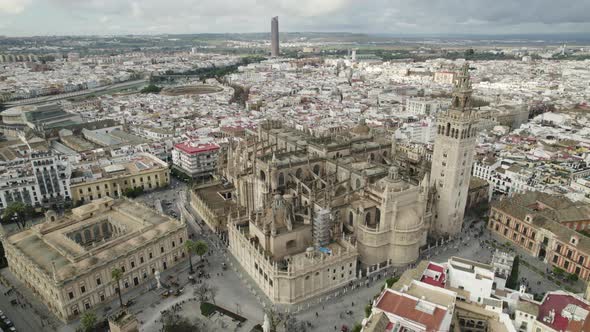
430, 63, 479, 236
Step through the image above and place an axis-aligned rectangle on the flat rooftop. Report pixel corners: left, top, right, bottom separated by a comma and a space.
71, 153, 167, 184
193, 181, 237, 213
6, 197, 184, 282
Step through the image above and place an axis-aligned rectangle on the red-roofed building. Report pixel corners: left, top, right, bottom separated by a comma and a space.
172, 140, 220, 178
364, 287, 453, 332
536, 291, 590, 332
420, 262, 446, 288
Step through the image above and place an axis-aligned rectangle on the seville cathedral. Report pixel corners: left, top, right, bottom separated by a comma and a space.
190, 63, 481, 304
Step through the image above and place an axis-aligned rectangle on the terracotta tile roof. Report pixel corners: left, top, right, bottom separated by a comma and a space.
492, 192, 590, 252
376, 291, 447, 332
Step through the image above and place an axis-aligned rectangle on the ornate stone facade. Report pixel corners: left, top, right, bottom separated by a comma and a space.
430, 63, 480, 236
217, 65, 478, 305
0, 197, 187, 321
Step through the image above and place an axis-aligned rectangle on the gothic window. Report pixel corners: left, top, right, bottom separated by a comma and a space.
348, 211, 354, 226
93, 225, 101, 239
260, 170, 266, 181
102, 222, 110, 237
370, 153, 375, 161
365, 212, 371, 225
375, 208, 381, 225
84, 229, 92, 242
313, 164, 320, 175
278, 173, 285, 186
286, 240, 296, 249
295, 168, 302, 178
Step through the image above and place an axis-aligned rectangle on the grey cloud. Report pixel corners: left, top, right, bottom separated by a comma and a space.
4, 0, 590, 35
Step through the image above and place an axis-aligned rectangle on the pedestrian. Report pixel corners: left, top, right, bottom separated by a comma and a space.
315, 312, 318, 318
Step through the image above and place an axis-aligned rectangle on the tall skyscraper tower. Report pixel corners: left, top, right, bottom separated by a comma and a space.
271, 16, 279, 57
430, 63, 479, 236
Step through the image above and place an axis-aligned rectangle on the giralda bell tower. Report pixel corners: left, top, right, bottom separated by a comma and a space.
430, 63, 479, 236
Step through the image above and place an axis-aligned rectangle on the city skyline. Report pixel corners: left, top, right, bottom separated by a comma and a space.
0, 0, 589, 37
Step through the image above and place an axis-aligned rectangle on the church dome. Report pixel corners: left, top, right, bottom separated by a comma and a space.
352, 123, 370, 135
395, 207, 421, 230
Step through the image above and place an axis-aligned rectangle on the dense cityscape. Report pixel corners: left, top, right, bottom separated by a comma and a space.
1, 3, 590, 332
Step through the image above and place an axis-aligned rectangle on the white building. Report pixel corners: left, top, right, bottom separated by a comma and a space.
0, 152, 72, 210
472, 157, 501, 183
365, 281, 456, 332
405, 98, 449, 116
396, 119, 437, 144
447, 256, 495, 304
172, 140, 220, 178
571, 178, 590, 201
433, 71, 456, 85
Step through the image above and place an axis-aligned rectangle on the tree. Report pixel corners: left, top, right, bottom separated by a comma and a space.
111, 268, 124, 307
284, 314, 307, 332
140, 84, 162, 94
162, 315, 207, 332
553, 267, 565, 277
184, 240, 197, 273
2, 201, 33, 230
0, 242, 7, 268
80, 311, 97, 332
122, 187, 144, 198
365, 304, 372, 318
194, 283, 217, 303
352, 323, 363, 332
194, 240, 208, 262
265, 307, 286, 332
506, 256, 520, 289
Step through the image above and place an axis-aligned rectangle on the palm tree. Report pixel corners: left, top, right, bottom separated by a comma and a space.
184, 240, 197, 274
2, 202, 31, 230
194, 240, 208, 263
111, 268, 124, 307
80, 311, 97, 332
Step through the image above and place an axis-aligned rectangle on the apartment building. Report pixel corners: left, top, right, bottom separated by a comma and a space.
171, 141, 220, 179
0, 152, 72, 210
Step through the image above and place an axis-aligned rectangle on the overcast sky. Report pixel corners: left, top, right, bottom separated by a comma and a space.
1, 0, 589, 37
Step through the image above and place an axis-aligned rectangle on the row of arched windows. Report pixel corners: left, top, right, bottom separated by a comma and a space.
437, 123, 476, 139
348, 208, 381, 228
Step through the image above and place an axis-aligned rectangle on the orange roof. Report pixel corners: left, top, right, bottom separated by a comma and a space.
376, 291, 447, 332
